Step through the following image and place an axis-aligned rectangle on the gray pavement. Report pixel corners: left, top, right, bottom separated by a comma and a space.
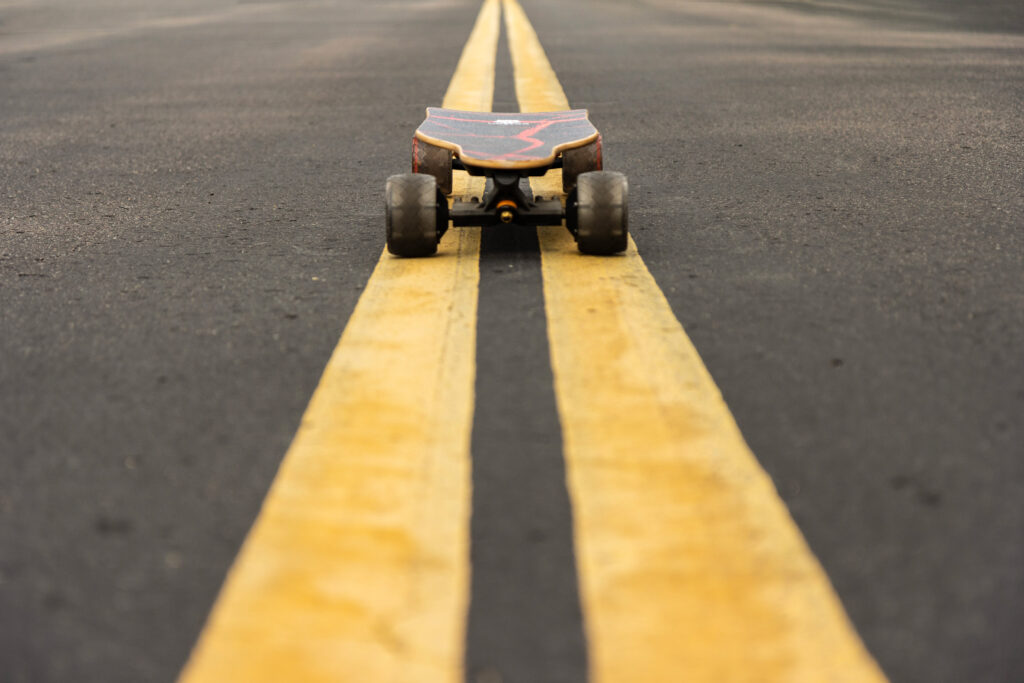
2, 1, 1022, 682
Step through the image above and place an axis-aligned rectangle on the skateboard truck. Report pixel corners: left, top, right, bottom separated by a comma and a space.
386, 108, 628, 257
449, 171, 563, 228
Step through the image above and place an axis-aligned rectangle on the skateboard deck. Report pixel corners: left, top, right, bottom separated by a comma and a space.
414, 107, 599, 170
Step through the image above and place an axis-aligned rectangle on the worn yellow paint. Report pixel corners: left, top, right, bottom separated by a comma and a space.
503, 0, 565, 200
444, 0, 500, 201
504, 0, 889, 680
503, 0, 569, 113
179, 231, 480, 683
178, 2, 499, 681
538, 228, 888, 683
442, 0, 500, 113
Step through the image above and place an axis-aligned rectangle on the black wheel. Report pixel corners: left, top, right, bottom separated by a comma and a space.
385, 173, 447, 257
571, 171, 628, 255
561, 135, 602, 193
413, 138, 453, 195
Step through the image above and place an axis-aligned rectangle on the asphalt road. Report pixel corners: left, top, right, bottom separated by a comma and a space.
2, 1, 1022, 682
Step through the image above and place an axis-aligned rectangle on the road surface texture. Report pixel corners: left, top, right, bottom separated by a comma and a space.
1, 1, 1021, 682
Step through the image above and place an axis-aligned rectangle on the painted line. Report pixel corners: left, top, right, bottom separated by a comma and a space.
503, 0, 890, 680
503, 0, 569, 114
177, 2, 499, 681
441, 0, 500, 113
502, 0, 566, 200
443, 0, 501, 203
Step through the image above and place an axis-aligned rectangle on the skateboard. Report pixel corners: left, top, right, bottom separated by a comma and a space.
385, 107, 629, 256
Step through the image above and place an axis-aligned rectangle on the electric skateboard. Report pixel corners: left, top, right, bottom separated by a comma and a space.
385, 108, 628, 256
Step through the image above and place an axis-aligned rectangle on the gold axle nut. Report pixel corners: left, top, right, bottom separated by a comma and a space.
497, 199, 517, 224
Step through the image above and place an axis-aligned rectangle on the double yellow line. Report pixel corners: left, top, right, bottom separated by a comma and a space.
181, 1, 887, 681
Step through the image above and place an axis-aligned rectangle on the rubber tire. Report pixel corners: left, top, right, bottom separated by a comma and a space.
385, 173, 447, 257
573, 171, 628, 255
413, 138, 453, 195
561, 136, 602, 193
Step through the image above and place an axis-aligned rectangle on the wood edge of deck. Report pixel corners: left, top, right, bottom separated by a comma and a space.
413, 129, 599, 171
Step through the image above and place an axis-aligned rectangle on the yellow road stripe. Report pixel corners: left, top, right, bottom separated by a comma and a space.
504, 1, 889, 680
503, 0, 565, 199
442, 0, 500, 112
444, 0, 501, 202
503, 0, 569, 114
178, 2, 499, 681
